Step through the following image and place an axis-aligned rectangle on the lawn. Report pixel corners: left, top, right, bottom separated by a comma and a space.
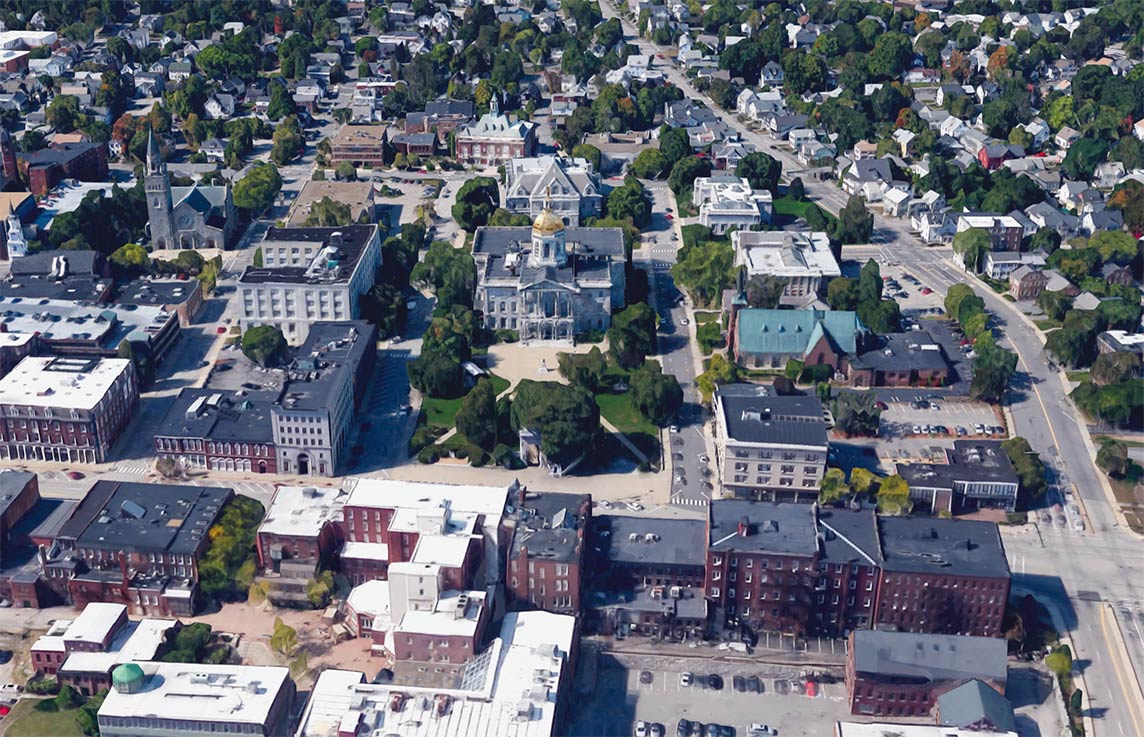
3, 700, 86, 737
772, 194, 812, 221
1065, 370, 1090, 383
694, 311, 720, 325
1110, 461, 1144, 507
1033, 319, 1061, 331
595, 391, 661, 461
420, 374, 510, 429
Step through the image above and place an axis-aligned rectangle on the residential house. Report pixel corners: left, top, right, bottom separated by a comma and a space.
1009, 266, 1049, 301
842, 158, 893, 198
1054, 126, 1080, 150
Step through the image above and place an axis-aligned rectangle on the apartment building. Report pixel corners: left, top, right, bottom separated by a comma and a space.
713, 384, 828, 502
238, 225, 382, 345
505, 489, 591, 614
0, 357, 138, 464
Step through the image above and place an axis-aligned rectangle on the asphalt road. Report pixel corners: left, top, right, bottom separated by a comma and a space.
599, 3, 1144, 732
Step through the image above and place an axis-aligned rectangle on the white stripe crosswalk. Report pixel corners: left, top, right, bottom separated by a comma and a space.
671, 495, 707, 507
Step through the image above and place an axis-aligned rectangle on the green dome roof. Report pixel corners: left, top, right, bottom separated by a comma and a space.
112, 663, 144, 687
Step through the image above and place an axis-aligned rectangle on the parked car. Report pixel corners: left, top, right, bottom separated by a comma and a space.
650, 724, 665, 737
707, 674, 723, 690
640, 671, 654, 684
746, 676, 763, 693
680, 672, 692, 687
636, 721, 649, 737
626, 502, 645, 512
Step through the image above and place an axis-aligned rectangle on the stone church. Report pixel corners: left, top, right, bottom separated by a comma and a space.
145, 131, 237, 250
471, 201, 626, 344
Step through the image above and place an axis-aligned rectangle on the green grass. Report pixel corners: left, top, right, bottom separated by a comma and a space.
595, 391, 661, 463
1033, 319, 1061, 331
3, 700, 86, 737
1065, 370, 1090, 383
694, 311, 720, 325
1110, 461, 1144, 507
421, 374, 510, 429
772, 195, 812, 220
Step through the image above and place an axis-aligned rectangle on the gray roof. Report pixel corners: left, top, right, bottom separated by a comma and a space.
156, 388, 278, 443
850, 332, 950, 373
277, 321, 374, 412
0, 471, 35, 521
114, 278, 199, 307
709, 500, 819, 556
472, 226, 624, 286
10, 250, 103, 277
508, 491, 590, 563
17, 142, 104, 167
897, 440, 1018, 496
60, 481, 233, 556
240, 225, 378, 286
598, 514, 707, 568
877, 516, 1010, 579
938, 679, 1017, 732
0, 276, 110, 302
716, 384, 827, 447
848, 158, 892, 183
851, 629, 1008, 684
816, 507, 882, 566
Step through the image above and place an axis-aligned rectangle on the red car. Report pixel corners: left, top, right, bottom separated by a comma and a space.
216, 326, 227, 334
665, 213, 673, 220
921, 287, 933, 295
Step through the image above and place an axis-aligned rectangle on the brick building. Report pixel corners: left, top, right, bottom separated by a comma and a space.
0, 357, 138, 464
328, 124, 390, 166
154, 389, 279, 474
255, 485, 347, 606
47, 482, 233, 617
703, 501, 1010, 638
17, 141, 109, 195
849, 332, 952, 388
846, 629, 1008, 717
505, 488, 590, 615
594, 515, 707, 589
454, 99, 538, 166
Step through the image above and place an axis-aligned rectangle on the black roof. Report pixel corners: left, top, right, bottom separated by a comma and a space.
59, 481, 233, 556
424, 99, 475, 117
0, 471, 35, 521
850, 332, 951, 373
877, 516, 1010, 579
897, 440, 1019, 492
10, 250, 103, 277
508, 491, 589, 563
0, 276, 109, 302
114, 278, 199, 307
597, 514, 707, 568
17, 142, 104, 166
278, 321, 376, 412
816, 507, 883, 566
716, 385, 827, 447
240, 225, 377, 285
155, 388, 278, 443
708, 500, 819, 556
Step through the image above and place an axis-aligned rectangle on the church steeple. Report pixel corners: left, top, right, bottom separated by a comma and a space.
146, 128, 165, 176
144, 128, 175, 249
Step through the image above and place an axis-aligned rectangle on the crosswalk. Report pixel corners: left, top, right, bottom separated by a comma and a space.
671, 493, 708, 507
115, 461, 152, 475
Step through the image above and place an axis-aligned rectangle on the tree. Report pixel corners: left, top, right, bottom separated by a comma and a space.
828, 277, 860, 311
876, 475, 911, 514
607, 179, 651, 227
452, 177, 499, 231
1096, 438, 1129, 477
1036, 290, 1072, 322
410, 241, 476, 311
109, 242, 149, 276
953, 228, 992, 273
608, 302, 657, 369
658, 126, 692, 166
408, 352, 465, 398
1091, 351, 1142, 386
868, 32, 913, 80
558, 347, 607, 392
509, 380, 600, 466
453, 379, 498, 451
334, 161, 357, 181
833, 195, 873, 245
233, 162, 282, 213
668, 155, 712, 196
1046, 644, 1073, 677
671, 239, 734, 308
849, 467, 877, 495
696, 352, 739, 402
745, 275, 785, 309
1001, 436, 1047, 504
630, 148, 669, 179
571, 143, 602, 172
629, 362, 683, 426
970, 334, 1017, 403
788, 177, 805, 201
305, 197, 353, 227
736, 152, 782, 193
1046, 328, 1089, 369
1062, 138, 1110, 181
1108, 180, 1144, 232
1089, 230, 1137, 265
832, 391, 882, 437
270, 116, 304, 165
270, 618, 298, 657
241, 326, 287, 367
819, 468, 850, 504
46, 94, 81, 132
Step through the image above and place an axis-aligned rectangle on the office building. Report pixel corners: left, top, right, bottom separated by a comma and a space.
732, 230, 840, 305
693, 174, 773, 234
504, 156, 603, 226
328, 124, 390, 166
897, 440, 1020, 514
454, 98, 538, 166
0, 357, 137, 464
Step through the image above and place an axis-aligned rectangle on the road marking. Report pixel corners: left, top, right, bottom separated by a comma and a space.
1100, 603, 1144, 737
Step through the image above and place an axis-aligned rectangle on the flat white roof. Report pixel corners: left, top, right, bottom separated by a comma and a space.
259, 485, 347, 538
98, 662, 291, 725
36, 180, 137, 232
346, 580, 392, 623
0, 31, 57, 48
346, 479, 509, 519
0, 357, 133, 410
31, 635, 66, 653
411, 535, 473, 568
395, 590, 486, 638
733, 230, 841, 279
63, 602, 125, 645
61, 618, 174, 676
1105, 330, 1144, 346
296, 610, 576, 737
340, 540, 389, 561
834, 724, 1017, 737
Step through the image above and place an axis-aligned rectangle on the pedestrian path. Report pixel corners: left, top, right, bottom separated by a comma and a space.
114, 461, 152, 475
671, 493, 707, 507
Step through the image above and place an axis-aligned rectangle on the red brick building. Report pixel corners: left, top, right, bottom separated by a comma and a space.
257, 485, 347, 573
17, 141, 109, 196
454, 101, 538, 167
846, 629, 1008, 717
154, 389, 278, 475
704, 502, 1010, 638
506, 489, 590, 615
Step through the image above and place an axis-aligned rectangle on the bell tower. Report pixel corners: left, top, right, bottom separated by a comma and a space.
144, 129, 175, 249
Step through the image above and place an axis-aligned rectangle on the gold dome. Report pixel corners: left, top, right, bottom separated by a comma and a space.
532, 207, 565, 235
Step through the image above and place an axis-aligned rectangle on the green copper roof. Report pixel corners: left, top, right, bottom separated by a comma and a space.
735, 309, 865, 356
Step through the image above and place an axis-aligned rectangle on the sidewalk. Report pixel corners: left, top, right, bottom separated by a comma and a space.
599, 634, 846, 668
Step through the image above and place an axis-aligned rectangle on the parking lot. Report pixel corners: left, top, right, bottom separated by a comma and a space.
569, 654, 856, 737
879, 397, 1006, 441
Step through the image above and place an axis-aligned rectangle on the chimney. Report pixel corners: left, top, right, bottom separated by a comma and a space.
737, 516, 749, 537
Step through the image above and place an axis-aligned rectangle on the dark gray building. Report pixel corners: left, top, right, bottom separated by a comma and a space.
897, 440, 1020, 513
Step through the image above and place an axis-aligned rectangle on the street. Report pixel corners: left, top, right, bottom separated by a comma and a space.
598, 1, 1144, 732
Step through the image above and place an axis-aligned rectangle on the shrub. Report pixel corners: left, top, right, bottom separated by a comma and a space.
35, 699, 59, 712
800, 363, 833, 383
784, 359, 804, 381
26, 677, 61, 695
417, 446, 441, 464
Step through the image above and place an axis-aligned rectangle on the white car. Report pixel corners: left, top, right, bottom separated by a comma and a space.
599, 500, 613, 509
635, 721, 649, 737
911, 424, 922, 435
625, 502, 645, 512
681, 317, 690, 325
680, 672, 692, 687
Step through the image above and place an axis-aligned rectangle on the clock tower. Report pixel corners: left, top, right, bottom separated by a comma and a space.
144, 129, 175, 249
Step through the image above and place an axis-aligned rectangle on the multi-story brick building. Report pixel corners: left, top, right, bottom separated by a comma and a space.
17, 141, 108, 195
713, 384, 829, 502
0, 357, 138, 464
955, 213, 1023, 253
257, 485, 348, 574
505, 489, 590, 615
595, 515, 707, 589
154, 389, 278, 474
703, 501, 1010, 638
454, 98, 537, 166
328, 124, 390, 166
48, 481, 234, 617
846, 629, 1008, 717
